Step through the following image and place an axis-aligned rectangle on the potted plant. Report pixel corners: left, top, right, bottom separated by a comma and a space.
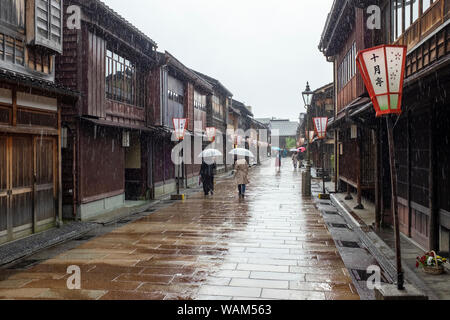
416, 251, 447, 275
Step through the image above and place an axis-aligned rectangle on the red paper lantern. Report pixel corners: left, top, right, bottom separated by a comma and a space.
173, 118, 187, 141
313, 117, 328, 140
356, 45, 407, 117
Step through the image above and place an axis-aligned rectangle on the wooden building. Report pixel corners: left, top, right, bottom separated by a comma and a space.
319, 1, 380, 210
0, 0, 77, 244
308, 83, 335, 177
379, 0, 450, 252
320, 0, 450, 253
193, 71, 233, 173
149, 51, 213, 197
57, 0, 158, 220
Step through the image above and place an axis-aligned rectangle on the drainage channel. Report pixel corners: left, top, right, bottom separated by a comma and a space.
311, 183, 392, 300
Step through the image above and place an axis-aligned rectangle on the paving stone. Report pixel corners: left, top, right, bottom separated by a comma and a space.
0, 162, 359, 300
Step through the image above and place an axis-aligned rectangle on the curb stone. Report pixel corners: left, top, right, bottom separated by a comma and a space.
330, 194, 439, 300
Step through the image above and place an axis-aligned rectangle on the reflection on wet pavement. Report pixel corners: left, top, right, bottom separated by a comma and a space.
0, 161, 359, 300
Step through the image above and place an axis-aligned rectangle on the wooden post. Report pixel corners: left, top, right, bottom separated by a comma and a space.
355, 128, 364, 210
386, 115, 404, 290
58, 109, 63, 226
375, 125, 381, 230
322, 140, 326, 194
380, 121, 385, 227
407, 111, 412, 237
334, 130, 339, 193
429, 108, 437, 250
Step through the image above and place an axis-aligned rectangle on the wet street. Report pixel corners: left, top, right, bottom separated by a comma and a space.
0, 161, 359, 300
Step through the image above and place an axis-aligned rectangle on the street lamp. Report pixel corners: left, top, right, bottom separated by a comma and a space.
313, 117, 329, 199
356, 44, 407, 291
302, 82, 314, 196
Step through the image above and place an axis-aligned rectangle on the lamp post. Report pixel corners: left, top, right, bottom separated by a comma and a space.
356, 44, 407, 290
313, 117, 329, 199
302, 82, 314, 196
171, 118, 187, 201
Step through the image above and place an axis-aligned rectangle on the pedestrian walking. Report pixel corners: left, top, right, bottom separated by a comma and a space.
297, 151, 304, 168
292, 152, 298, 169
275, 151, 282, 172
234, 159, 250, 198
200, 160, 216, 196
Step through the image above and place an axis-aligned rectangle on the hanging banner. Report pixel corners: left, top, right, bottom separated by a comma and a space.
173, 118, 187, 141
309, 131, 315, 143
206, 127, 217, 142
356, 45, 407, 117
313, 117, 328, 140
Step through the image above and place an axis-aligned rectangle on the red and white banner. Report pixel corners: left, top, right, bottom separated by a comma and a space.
356, 45, 407, 117
173, 118, 187, 141
313, 117, 328, 140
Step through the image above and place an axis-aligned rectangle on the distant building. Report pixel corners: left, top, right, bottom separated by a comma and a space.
256, 119, 299, 151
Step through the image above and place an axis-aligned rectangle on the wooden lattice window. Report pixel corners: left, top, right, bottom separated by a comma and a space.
33, 0, 63, 53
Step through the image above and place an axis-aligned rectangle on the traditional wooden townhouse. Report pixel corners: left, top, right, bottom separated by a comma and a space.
0, 0, 78, 244
319, 1, 380, 212
231, 99, 255, 165
57, 0, 159, 220
321, 0, 450, 253
377, 0, 450, 252
193, 71, 233, 173
228, 103, 241, 145
308, 83, 335, 178
148, 51, 213, 197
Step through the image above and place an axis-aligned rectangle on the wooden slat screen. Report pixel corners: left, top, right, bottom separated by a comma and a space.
0, 137, 7, 233
0, 106, 10, 124
11, 136, 33, 228
17, 109, 57, 128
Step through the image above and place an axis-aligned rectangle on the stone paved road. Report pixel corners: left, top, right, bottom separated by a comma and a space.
0, 161, 359, 300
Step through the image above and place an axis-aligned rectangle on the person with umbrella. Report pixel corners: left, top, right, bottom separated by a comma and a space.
200, 159, 216, 196
292, 152, 299, 169
234, 158, 250, 199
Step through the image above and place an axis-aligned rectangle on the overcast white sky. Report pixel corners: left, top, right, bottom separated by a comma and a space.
103, 0, 334, 121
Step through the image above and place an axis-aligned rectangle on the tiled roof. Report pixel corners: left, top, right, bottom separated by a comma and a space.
80, 0, 158, 48
0, 69, 79, 97
192, 70, 233, 97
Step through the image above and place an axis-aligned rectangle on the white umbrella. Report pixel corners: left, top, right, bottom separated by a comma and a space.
198, 149, 222, 158
229, 148, 255, 158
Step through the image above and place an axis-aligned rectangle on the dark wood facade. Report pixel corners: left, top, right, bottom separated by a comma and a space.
377, 0, 450, 251
57, 0, 158, 219
321, 0, 450, 252
0, 0, 74, 244
149, 52, 214, 196
320, 2, 380, 209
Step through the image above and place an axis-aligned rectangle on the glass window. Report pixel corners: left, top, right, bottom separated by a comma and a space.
405, 0, 411, 30
395, 0, 403, 38
412, 0, 419, 23
422, 0, 431, 13
106, 48, 144, 107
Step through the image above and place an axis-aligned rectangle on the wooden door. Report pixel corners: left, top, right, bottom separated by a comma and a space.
10, 136, 33, 235
0, 135, 56, 244
34, 137, 56, 227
